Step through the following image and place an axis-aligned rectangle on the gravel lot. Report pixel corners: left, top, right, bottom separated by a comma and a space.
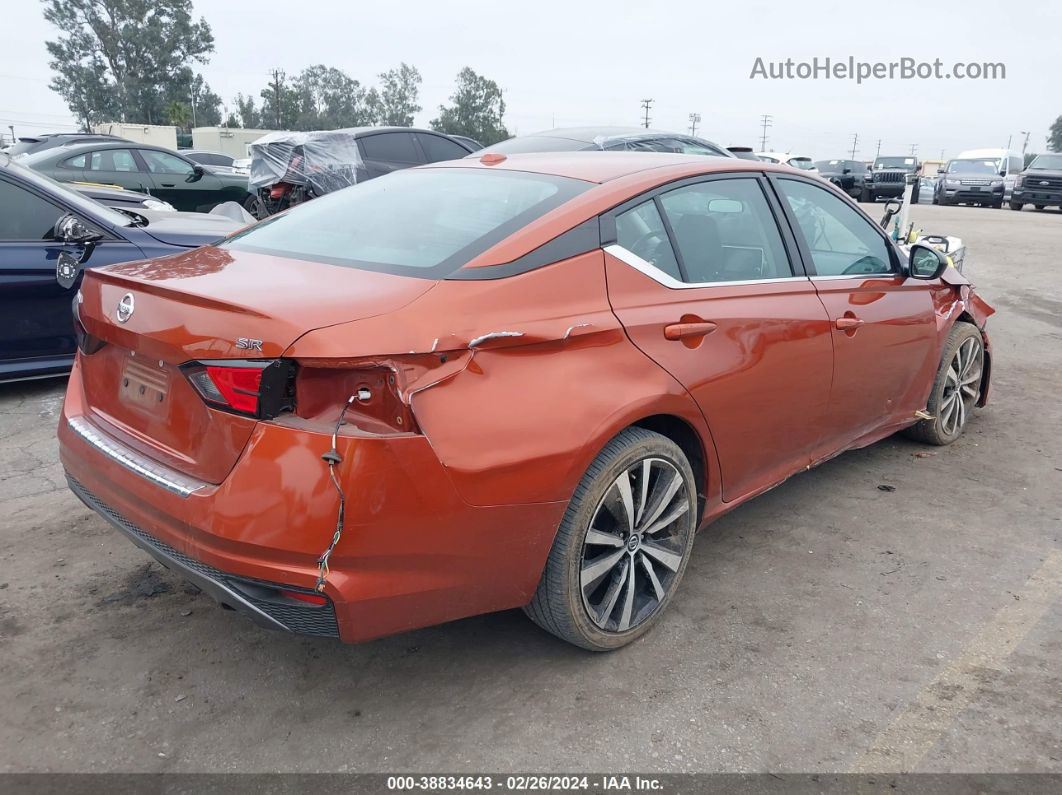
1, 203, 1059, 773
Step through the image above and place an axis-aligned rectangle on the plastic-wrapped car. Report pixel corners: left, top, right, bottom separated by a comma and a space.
248, 127, 476, 217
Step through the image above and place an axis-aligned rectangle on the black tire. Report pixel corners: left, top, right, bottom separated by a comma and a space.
903, 323, 984, 446
242, 194, 266, 220
1035, 204, 1045, 211
993, 199, 1004, 209
932, 192, 940, 205
524, 427, 697, 651
861, 188, 874, 203
1010, 202, 1024, 211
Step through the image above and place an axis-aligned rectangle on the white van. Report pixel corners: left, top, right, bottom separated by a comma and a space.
946, 148, 1025, 206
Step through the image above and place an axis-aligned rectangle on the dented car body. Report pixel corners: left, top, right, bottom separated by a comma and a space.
59, 153, 994, 649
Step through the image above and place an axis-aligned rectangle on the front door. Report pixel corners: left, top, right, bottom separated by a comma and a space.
773, 177, 940, 454
137, 148, 222, 211
604, 175, 834, 502
0, 176, 140, 375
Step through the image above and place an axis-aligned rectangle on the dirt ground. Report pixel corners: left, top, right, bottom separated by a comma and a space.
0, 203, 1059, 773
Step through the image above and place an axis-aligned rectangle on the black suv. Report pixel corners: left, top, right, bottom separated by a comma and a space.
863, 155, 919, 202
814, 159, 868, 198
1010, 153, 1062, 212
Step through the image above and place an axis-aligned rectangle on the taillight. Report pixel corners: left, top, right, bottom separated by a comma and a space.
182, 359, 296, 419
269, 182, 292, 199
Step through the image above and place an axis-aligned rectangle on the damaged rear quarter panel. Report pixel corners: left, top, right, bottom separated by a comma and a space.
286, 251, 713, 508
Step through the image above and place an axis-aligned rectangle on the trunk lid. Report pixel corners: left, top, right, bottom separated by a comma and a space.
75, 245, 436, 483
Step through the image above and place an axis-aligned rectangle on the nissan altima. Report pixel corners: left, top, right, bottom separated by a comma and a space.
58, 152, 994, 651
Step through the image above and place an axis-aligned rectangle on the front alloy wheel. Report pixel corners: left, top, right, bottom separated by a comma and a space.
904, 323, 984, 445
525, 428, 696, 650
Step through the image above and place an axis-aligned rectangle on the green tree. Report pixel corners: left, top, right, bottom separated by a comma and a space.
1049, 115, 1062, 152
292, 65, 378, 130
43, 0, 215, 129
431, 68, 508, 145
233, 93, 261, 129
374, 63, 422, 127
165, 100, 191, 131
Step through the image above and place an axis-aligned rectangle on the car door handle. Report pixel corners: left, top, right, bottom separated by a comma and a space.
834, 316, 865, 330
664, 321, 718, 340
159, 182, 176, 187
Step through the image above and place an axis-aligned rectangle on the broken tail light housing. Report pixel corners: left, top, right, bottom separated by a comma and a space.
293, 361, 424, 434
182, 359, 296, 419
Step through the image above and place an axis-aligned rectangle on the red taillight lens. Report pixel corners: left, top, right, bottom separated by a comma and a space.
204, 366, 262, 413
269, 183, 291, 199
183, 360, 296, 419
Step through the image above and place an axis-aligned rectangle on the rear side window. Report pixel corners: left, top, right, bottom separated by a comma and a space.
658, 178, 792, 282
0, 179, 62, 240
222, 168, 591, 278
60, 153, 87, 169
615, 201, 682, 280
416, 134, 470, 162
359, 133, 422, 164
88, 149, 139, 172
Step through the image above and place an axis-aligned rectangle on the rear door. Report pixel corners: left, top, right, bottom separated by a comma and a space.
772, 176, 939, 453
84, 147, 153, 194
603, 174, 834, 502
357, 132, 425, 179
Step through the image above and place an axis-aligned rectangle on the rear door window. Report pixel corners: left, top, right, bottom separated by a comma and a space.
657, 178, 793, 283
359, 133, 423, 164
87, 149, 140, 172
416, 134, 470, 162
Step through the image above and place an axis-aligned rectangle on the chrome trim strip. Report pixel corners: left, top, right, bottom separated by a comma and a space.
810, 273, 900, 282
603, 244, 808, 289
67, 417, 207, 497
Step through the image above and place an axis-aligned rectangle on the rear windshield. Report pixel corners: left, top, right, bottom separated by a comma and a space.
222, 167, 590, 278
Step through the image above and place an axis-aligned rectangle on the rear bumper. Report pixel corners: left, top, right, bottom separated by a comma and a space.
68, 475, 340, 637
58, 357, 566, 643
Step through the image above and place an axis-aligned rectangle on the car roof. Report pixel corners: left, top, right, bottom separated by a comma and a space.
424, 150, 767, 183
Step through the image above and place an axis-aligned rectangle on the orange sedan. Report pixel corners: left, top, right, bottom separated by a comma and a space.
59, 152, 994, 650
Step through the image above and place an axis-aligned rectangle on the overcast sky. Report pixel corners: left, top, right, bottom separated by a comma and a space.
2, 0, 1058, 160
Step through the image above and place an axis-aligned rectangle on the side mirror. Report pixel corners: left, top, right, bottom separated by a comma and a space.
937, 167, 945, 174
842, 168, 851, 174
999, 169, 1007, 177
188, 164, 205, 182
908, 244, 948, 280
53, 214, 102, 244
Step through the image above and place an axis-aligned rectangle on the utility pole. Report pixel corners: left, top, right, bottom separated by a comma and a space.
759, 114, 773, 151
909, 143, 918, 156
189, 88, 197, 129
640, 99, 653, 129
849, 133, 859, 160
875, 139, 882, 158
270, 69, 285, 129
688, 112, 701, 136
1005, 133, 1012, 150
1020, 130, 1031, 156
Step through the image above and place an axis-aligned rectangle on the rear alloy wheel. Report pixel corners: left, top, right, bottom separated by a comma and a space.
1035, 204, 1046, 211
524, 428, 696, 651
904, 323, 984, 445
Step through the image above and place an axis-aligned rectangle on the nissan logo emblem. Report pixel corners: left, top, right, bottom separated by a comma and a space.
116, 293, 135, 323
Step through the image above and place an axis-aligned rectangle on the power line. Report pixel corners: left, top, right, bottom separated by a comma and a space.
759, 114, 773, 151
640, 99, 653, 129
688, 112, 701, 137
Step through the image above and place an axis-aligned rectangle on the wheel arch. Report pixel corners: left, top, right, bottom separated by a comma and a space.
631, 413, 708, 524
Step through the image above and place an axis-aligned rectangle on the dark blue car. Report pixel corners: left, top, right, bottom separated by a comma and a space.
1, 153, 243, 382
